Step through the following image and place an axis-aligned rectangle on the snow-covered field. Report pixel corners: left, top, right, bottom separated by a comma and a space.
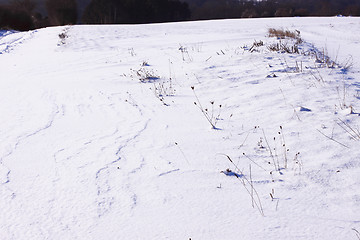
0, 17, 360, 239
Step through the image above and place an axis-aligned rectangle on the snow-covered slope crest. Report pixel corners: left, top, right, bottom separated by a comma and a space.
0, 17, 360, 239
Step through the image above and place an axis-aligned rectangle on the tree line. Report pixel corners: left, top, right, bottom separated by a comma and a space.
1, 0, 359, 31
187, 0, 360, 19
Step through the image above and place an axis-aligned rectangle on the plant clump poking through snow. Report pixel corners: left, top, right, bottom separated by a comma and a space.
58, 27, 70, 46
268, 28, 302, 44
132, 65, 160, 83
265, 27, 353, 75
179, 44, 193, 62
191, 86, 222, 129
266, 28, 302, 54
150, 78, 175, 106
267, 42, 300, 54
249, 40, 264, 53
131, 61, 175, 106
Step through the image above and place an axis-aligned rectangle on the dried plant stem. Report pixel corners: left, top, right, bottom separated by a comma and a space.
243, 153, 267, 171
175, 142, 190, 165
317, 129, 349, 148
262, 129, 278, 171
223, 154, 265, 216
238, 131, 251, 149
337, 118, 360, 140
191, 87, 221, 129
249, 164, 254, 208
279, 126, 288, 168
353, 228, 360, 240
273, 137, 280, 170
192, 89, 215, 128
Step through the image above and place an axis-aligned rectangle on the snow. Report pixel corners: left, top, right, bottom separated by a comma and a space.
0, 17, 360, 239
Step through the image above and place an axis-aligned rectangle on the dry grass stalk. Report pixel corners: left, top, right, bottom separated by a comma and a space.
268, 28, 302, 44
337, 118, 360, 141
223, 154, 265, 216
191, 86, 222, 129
262, 129, 278, 171
267, 42, 299, 54
317, 129, 349, 148
353, 228, 360, 240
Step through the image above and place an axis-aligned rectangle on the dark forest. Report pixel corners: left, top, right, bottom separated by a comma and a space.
1, 0, 359, 31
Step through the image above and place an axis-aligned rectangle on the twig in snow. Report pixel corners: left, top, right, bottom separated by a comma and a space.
337, 118, 360, 141
279, 126, 289, 168
221, 154, 265, 216
353, 228, 360, 240
242, 153, 267, 171
262, 129, 278, 171
249, 164, 254, 208
175, 142, 190, 165
317, 129, 350, 148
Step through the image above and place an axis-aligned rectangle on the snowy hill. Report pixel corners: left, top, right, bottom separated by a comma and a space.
0, 17, 360, 239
